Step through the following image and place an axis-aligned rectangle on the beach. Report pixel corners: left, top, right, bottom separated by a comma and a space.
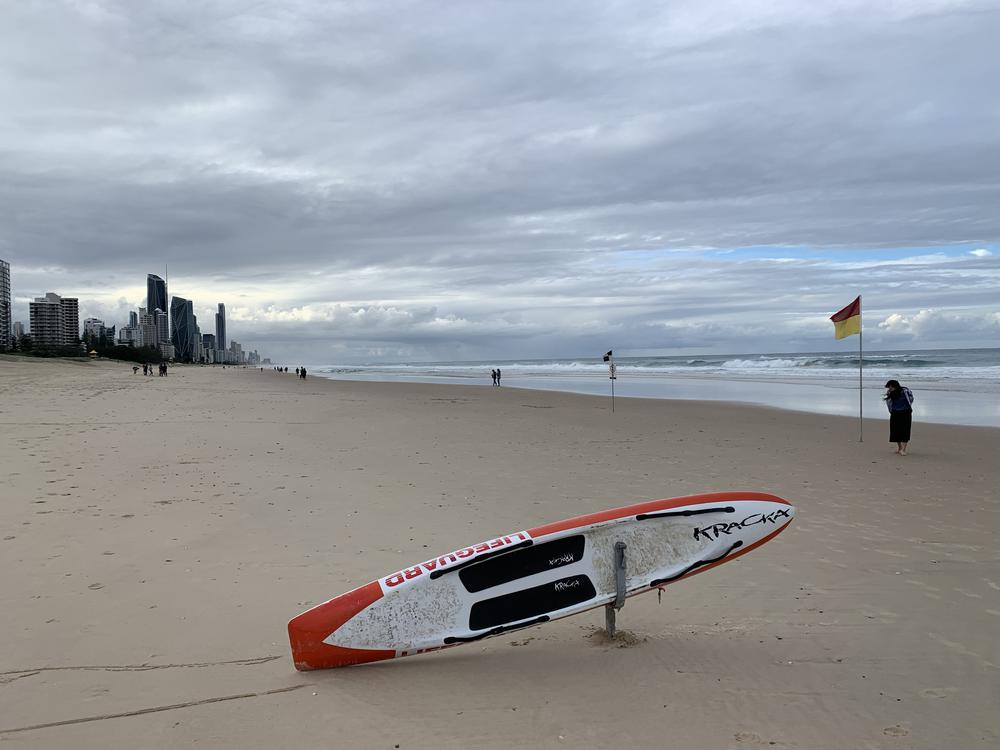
1, 357, 998, 748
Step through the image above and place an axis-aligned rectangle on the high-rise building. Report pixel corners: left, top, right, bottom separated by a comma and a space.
13, 321, 25, 340
129, 310, 138, 328
83, 317, 106, 339
215, 303, 226, 352
30, 295, 61, 346
154, 308, 168, 345
202, 333, 216, 363
83, 318, 114, 347
192, 316, 203, 362
28, 293, 80, 348
136, 307, 156, 349
170, 296, 196, 362
62, 297, 79, 344
229, 339, 244, 365
147, 275, 167, 320
118, 324, 136, 347
0, 259, 10, 350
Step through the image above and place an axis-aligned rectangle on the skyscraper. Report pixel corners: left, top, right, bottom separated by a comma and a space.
28, 293, 79, 347
62, 296, 79, 344
215, 303, 226, 352
192, 315, 202, 362
154, 308, 168, 345
83, 317, 105, 339
147, 275, 167, 321
137, 307, 157, 348
0, 259, 10, 350
170, 296, 196, 362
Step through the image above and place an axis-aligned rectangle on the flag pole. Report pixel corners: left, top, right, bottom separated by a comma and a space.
858, 295, 863, 442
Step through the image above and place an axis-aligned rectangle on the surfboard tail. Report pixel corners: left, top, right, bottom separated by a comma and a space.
287, 581, 394, 670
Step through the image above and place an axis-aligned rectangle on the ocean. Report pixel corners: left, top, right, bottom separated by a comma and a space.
308, 348, 1000, 428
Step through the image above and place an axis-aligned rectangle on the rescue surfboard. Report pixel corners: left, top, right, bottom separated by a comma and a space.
288, 491, 795, 670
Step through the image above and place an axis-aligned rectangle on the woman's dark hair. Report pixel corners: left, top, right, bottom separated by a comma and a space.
884, 379, 901, 401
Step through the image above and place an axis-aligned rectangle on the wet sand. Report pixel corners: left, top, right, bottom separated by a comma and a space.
1, 357, 997, 748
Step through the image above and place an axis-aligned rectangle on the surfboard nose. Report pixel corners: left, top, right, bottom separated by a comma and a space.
688, 498, 794, 549
739, 499, 795, 545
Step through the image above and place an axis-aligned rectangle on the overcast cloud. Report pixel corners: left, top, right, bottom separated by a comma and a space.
2, 0, 998, 362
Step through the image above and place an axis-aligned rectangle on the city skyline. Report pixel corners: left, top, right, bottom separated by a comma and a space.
0, 259, 270, 366
1, 257, 265, 362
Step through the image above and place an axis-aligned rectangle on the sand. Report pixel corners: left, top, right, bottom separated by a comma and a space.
1, 357, 997, 749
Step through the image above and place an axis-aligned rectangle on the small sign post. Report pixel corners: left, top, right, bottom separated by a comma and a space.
603, 350, 616, 413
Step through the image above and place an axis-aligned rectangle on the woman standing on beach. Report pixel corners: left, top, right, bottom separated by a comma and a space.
884, 380, 914, 455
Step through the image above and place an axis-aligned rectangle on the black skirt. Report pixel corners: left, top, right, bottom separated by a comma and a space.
889, 410, 912, 443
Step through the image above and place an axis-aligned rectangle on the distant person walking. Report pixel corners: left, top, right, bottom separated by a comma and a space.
496, 368, 502, 386
300, 366, 307, 379
132, 365, 139, 375
491, 369, 497, 386
295, 367, 300, 377
884, 379, 914, 455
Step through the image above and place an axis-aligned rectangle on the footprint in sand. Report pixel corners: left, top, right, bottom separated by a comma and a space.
883, 725, 909, 737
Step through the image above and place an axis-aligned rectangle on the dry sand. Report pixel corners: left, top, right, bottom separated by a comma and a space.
1, 357, 997, 749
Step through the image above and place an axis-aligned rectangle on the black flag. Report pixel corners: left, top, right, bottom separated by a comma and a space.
603, 350, 612, 362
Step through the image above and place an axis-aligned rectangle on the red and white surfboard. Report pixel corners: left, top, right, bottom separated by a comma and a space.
288, 491, 795, 670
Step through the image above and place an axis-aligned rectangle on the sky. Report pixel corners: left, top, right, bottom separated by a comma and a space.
2, 0, 998, 363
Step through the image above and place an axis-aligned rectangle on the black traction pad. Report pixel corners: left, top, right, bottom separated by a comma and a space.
469, 573, 597, 630
459, 535, 586, 593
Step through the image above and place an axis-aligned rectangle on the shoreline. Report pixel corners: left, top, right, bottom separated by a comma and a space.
4, 353, 999, 430
308, 369, 1000, 429
6, 352, 996, 428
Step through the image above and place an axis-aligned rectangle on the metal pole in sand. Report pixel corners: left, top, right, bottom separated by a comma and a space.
602, 350, 616, 413
610, 360, 616, 413
605, 541, 627, 637
859, 296, 863, 442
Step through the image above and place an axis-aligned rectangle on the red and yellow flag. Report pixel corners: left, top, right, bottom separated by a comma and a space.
830, 296, 861, 339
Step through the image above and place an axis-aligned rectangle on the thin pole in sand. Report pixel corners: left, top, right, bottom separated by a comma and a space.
858, 296, 863, 442
611, 365, 616, 413
603, 350, 616, 413
831, 296, 863, 442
